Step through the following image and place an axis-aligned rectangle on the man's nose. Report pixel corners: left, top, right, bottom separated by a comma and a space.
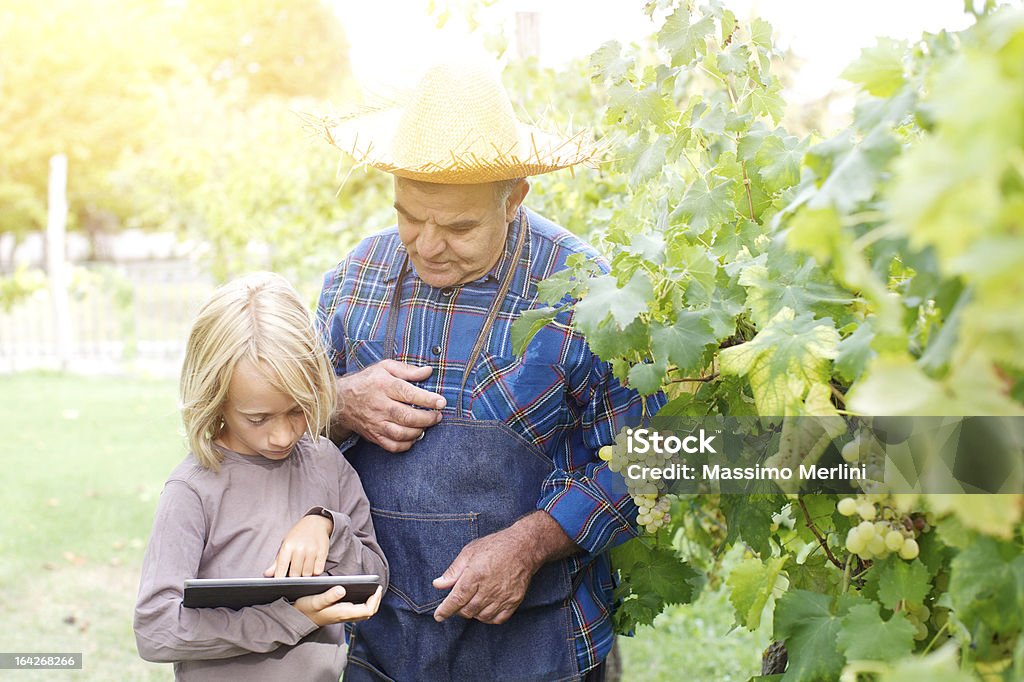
417, 223, 446, 260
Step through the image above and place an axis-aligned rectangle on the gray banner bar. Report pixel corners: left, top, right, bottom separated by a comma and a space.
0, 653, 83, 669
612, 416, 1024, 494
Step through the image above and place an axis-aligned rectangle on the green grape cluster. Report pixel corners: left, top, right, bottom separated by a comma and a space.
636, 493, 675, 533
599, 444, 675, 533
600, 442, 667, 496
902, 601, 932, 641
837, 495, 923, 562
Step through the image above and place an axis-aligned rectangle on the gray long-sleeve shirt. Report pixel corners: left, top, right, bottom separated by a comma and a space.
134, 435, 387, 681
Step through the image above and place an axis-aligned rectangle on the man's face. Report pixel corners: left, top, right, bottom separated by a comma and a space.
393, 178, 527, 289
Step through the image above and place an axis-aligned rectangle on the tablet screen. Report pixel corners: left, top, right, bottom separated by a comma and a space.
183, 575, 381, 609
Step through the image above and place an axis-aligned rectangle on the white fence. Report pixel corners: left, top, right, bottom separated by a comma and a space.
0, 260, 213, 377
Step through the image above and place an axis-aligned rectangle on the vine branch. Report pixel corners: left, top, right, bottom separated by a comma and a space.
797, 497, 845, 569
667, 371, 720, 385
740, 164, 756, 221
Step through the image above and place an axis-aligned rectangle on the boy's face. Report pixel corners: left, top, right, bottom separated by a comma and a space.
217, 357, 306, 460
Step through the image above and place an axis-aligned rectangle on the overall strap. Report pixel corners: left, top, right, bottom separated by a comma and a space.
383, 210, 531, 415
456, 211, 529, 413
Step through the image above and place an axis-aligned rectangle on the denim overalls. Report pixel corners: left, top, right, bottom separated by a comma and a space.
343, 214, 580, 682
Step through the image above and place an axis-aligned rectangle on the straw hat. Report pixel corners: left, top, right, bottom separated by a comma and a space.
308, 59, 598, 185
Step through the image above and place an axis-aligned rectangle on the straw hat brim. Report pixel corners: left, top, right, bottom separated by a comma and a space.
305, 103, 600, 185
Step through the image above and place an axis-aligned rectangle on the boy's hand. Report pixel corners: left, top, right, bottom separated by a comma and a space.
264, 514, 333, 578
295, 585, 384, 626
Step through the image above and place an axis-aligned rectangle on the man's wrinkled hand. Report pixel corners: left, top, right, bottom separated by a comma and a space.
431, 526, 538, 625
335, 360, 446, 452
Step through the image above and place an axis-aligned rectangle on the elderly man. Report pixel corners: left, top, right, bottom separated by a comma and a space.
315, 61, 662, 681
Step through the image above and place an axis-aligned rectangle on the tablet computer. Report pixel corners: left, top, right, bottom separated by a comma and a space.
183, 575, 381, 610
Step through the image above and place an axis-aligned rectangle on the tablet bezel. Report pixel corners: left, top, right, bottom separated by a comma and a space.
183, 574, 381, 609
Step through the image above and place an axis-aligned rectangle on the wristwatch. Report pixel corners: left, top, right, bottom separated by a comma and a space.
305, 506, 334, 523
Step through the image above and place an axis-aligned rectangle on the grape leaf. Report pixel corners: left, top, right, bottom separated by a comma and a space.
785, 207, 842, 265
837, 602, 916, 662
741, 82, 786, 124
535, 266, 578, 306
717, 42, 750, 74
511, 306, 559, 358
809, 127, 900, 213
674, 175, 737, 231
877, 557, 931, 610
774, 590, 853, 682
607, 81, 673, 128
573, 272, 653, 333
657, 9, 714, 67
841, 38, 907, 97
834, 321, 876, 383
719, 308, 840, 415
756, 134, 806, 192
738, 123, 772, 161
707, 282, 745, 339
623, 232, 667, 266
927, 494, 1022, 539
651, 310, 717, 375
949, 535, 1024, 634
721, 493, 784, 557
874, 645, 975, 682
692, 102, 727, 136
847, 354, 1024, 416
749, 18, 773, 50
590, 40, 633, 83
628, 360, 667, 395
738, 256, 853, 329
788, 555, 840, 595
666, 242, 718, 305
612, 538, 703, 610
614, 590, 663, 632
586, 317, 651, 362
728, 555, 789, 631
631, 135, 671, 185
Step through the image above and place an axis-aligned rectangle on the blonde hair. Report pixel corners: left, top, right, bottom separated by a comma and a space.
179, 272, 336, 470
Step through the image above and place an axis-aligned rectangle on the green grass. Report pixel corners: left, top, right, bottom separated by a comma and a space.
0, 372, 181, 681
0, 372, 765, 681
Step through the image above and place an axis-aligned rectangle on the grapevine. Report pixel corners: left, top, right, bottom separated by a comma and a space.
511, 0, 1024, 679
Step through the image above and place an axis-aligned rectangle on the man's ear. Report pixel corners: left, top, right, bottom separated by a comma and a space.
504, 180, 530, 223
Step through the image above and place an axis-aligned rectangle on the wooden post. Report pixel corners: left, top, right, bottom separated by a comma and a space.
47, 153, 73, 371
515, 11, 540, 61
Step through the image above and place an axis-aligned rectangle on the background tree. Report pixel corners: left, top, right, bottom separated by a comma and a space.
0, 0, 178, 259
0, 0, 357, 270
167, 0, 352, 100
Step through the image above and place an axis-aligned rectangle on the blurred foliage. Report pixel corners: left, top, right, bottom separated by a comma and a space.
0, 0, 365, 285
170, 0, 352, 100
113, 77, 391, 284
0, 266, 46, 312
0, 0, 178, 240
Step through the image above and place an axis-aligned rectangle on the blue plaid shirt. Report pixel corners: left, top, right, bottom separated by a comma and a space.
316, 207, 663, 674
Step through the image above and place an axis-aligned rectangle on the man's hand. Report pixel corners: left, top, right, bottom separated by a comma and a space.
431, 511, 576, 625
264, 513, 333, 578
334, 360, 446, 452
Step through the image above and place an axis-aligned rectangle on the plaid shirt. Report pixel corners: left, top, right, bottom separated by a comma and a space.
316, 207, 663, 674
